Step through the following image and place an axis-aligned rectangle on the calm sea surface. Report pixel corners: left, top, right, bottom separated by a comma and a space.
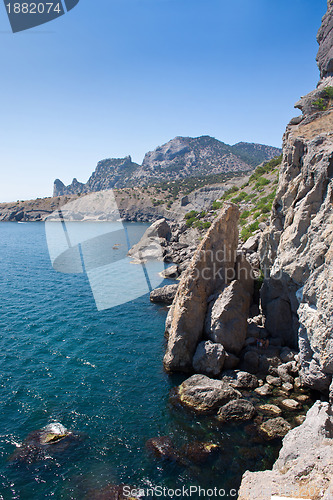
0, 222, 277, 499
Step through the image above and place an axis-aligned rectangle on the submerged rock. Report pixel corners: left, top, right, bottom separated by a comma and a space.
146, 436, 179, 462
256, 404, 282, 417
239, 401, 333, 500
259, 417, 292, 441
175, 374, 241, 413
182, 441, 219, 464
217, 399, 256, 423
150, 284, 178, 304
9, 423, 76, 464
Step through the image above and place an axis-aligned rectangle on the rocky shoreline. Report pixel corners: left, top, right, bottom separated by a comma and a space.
140, 3, 333, 497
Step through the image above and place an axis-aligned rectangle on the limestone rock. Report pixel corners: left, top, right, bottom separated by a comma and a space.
161, 264, 179, 279
150, 284, 179, 305
192, 341, 226, 377
279, 399, 301, 411
238, 401, 333, 500
254, 384, 272, 397
256, 404, 282, 417
205, 280, 251, 355
217, 399, 256, 423
128, 218, 171, 260
175, 374, 241, 413
316, 0, 333, 78
242, 234, 260, 253
235, 253, 254, 297
164, 205, 239, 372
259, 417, 292, 441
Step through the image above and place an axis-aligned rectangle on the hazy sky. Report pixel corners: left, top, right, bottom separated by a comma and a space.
0, 0, 328, 202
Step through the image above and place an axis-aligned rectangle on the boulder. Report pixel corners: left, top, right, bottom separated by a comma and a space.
145, 437, 180, 462
279, 399, 301, 411
234, 371, 259, 390
254, 384, 272, 397
182, 442, 219, 464
164, 205, 239, 372
238, 401, 333, 500
217, 399, 256, 423
192, 341, 226, 377
161, 264, 179, 279
205, 280, 251, 355
266, 375, 282, 387
256, 404, 282, 417
150, 284, 178, 305
242, 234, 260, 253
128, 218, 171, 260
259, 417, 292, 441
175, 374, 241, 413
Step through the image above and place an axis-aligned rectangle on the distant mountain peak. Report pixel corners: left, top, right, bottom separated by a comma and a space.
53, 136, 281, 196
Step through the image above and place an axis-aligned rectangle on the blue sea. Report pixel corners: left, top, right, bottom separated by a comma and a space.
0, 222, 278, 499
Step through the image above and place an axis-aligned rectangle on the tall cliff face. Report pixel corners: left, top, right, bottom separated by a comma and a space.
259, 1, 333, 394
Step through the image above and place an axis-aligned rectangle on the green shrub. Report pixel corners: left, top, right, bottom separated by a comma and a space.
185, 210, 199, 220
186, 217, 196, 227
324, 86, 333, 99
255, 177, 270, 189
241, 227, 252, 241
212, 200, 223, 210
231, 192, 248, 203
312, 98, 327, 111
240, 210, 250, 220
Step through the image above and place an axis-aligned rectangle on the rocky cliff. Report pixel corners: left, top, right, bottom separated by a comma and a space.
237, 3, 333, 497
259, 0, 333, 395
53, 136, 281, 196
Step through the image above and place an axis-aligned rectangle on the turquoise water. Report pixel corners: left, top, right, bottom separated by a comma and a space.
0, 222, 277, 499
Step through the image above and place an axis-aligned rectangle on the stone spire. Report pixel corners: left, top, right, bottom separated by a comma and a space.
316, 1, 333, 78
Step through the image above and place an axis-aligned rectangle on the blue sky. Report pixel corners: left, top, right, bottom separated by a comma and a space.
0, 0, 328, 202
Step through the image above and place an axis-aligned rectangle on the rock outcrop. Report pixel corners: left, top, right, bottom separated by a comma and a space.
205, 280, 251, 355
175, 374, 241, 413
259, 0, 333, 394
163, 204, 240, 372
238, 401, 333, 500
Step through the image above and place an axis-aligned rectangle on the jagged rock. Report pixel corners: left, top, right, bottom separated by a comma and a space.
175, 374, 241, 413
192, 341, 226, 377
217, 399, 256, 423
164, 205, 239, 372
128, 218, 171, 261
234, 371, 259, 390
238, 401, 333, 500
150, 284, 178, 305
242, 234, 260, 253
256, 404, 282, 417
259, 417, 292, 441
316, 0, 333, 78
266, 375, 281, 387
205, 280, 251, 355
235, 253, 254, 297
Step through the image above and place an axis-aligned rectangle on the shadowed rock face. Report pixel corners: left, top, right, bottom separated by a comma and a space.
317, 1, 333, 78
163, 204, 239, 372
259, 1, 333, 394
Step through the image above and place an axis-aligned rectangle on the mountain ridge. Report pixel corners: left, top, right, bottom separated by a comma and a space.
53, 135, 281, 196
